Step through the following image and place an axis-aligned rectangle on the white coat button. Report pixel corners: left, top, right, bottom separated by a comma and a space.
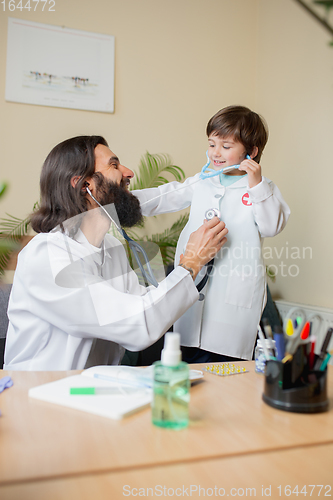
198, 293, 205, 301
215, 187, 225, 196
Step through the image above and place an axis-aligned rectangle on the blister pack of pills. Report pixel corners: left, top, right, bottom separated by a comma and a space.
203, 363, 248, 377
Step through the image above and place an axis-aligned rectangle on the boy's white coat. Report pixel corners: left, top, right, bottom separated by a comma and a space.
134, 174, 290, 359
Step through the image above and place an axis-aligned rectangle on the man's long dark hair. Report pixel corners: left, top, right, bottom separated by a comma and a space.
31, 135, 108, 233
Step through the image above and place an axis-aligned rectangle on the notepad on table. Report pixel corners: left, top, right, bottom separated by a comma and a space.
28, 365, 153, 420
28, 365, 203, 420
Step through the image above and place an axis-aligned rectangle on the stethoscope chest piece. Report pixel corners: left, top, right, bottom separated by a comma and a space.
205, 208, 221, 221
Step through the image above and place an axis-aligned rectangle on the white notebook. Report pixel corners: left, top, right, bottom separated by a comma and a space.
28, 365, 203, 420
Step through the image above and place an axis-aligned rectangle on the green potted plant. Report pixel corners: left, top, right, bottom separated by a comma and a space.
0, 182, 20, 277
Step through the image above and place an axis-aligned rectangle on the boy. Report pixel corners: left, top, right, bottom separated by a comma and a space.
134, 106, 290, 362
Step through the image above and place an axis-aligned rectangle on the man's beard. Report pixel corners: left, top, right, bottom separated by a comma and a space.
92, 172, 143, 228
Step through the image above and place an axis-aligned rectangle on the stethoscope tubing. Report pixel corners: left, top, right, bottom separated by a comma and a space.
124, 236, 159, 288
86, 187, 159, 287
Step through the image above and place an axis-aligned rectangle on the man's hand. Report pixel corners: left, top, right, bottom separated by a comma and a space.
239, 158, 262, 188
179, 217, 228, 280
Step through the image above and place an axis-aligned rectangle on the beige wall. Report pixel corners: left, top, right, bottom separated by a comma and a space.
256, 0, 333, 308
0, 0, 332, 308
0, 0, 257, 220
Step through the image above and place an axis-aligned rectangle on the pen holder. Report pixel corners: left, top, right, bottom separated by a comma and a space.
262, 349, 329, 413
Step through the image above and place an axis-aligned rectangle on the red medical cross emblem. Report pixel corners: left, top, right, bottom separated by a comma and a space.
242, 193, 252, 206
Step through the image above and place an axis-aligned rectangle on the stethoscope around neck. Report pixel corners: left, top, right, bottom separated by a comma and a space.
200, 151, 251, 179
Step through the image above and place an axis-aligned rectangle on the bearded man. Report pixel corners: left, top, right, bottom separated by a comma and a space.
4, 136, 227, 370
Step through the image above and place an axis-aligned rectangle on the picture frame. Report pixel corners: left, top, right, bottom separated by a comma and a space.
5, 17, 115, 113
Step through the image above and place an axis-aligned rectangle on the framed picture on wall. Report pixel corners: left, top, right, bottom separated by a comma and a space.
5, 18, 115, 113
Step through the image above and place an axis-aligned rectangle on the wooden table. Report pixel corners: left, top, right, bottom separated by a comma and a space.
0, 362, 332, 499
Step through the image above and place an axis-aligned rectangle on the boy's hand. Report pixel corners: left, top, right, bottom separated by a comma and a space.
239, 158, 262, 188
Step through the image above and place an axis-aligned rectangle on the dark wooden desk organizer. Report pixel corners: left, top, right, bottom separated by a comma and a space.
263, 345, 329, 413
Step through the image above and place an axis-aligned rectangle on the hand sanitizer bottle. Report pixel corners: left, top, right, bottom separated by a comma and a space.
152, 332, 190, 429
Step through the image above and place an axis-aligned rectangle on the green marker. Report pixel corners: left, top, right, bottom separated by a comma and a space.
70, 387, 140, 395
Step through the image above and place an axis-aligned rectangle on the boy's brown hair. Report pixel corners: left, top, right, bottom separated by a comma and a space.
206, 105, 268, 163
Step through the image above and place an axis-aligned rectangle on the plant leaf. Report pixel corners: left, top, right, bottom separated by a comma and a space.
0, 182, 8, 197
130, 152, 185, 190
0, 237, 19, 275
0, 213, 32, 241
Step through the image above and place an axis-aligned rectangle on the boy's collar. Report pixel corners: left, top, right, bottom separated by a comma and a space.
209, 173, 248, 188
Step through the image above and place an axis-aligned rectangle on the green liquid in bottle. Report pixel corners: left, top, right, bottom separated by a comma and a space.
152, 361, 190, 429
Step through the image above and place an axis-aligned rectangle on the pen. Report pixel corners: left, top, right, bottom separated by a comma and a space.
93, 373, 152, 389
320, 327, 333, 353
261, 318, 274, 339
272, 325, 286, 361
70, 387, 142, 395
257, 324, 272, 360
309, 336, 316, 370
319, 352, 332, 372
261, 319, 278, 359
314, 328, 333, 370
